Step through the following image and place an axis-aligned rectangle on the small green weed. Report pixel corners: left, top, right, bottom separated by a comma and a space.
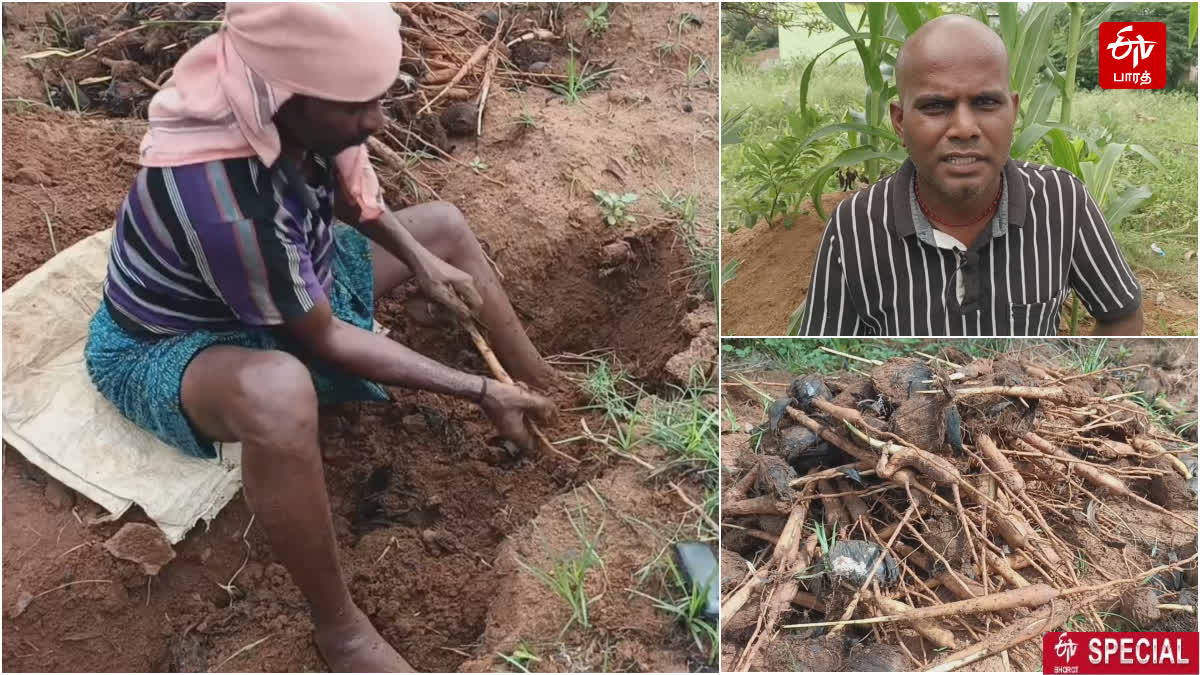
584, 3, 610, 37
516, 506, 605, 634
676, 218, 717, 299
513, 111, 538, 130
593, 190, 639, 226
630, 558, 717, 664
497, 643, 541, 673
550, 54, 613, 104
1060, 338, 1112, 373
812, 519, 840, 574
677, 12, 703, 33
469, 156, 490, 174
658, 190, 698, 226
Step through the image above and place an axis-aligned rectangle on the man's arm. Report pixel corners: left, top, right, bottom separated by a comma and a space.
285, 301, 554, 450
1068, 178, 1143, 336
1092, 304, 1143, 336
334, 166, 482, 320
286, 300, 481, 397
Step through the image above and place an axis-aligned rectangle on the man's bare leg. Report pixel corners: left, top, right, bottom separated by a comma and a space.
180, 346, 412, 673
368, 201, 556, 389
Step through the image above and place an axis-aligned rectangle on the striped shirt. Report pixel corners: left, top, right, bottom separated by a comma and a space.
103, 155, 337, 335
798, 159, 1141, 336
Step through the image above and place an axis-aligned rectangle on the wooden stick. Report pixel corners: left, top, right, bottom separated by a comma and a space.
723, 495, 791, 517
916, 385, 1086, 405
818, 346, 882, 365
476, 50, 498, 136
365, 136, 443, 200
464, 324, 579, 464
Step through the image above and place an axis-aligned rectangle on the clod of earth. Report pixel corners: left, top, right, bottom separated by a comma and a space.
598, 239, 634, 267
103, 523, 177, 575
439, 102, 479, 137
509, 40, 553, 70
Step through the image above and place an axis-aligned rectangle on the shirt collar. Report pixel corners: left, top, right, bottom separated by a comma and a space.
907, 170, 1010, 249
892, 157, 1027, 238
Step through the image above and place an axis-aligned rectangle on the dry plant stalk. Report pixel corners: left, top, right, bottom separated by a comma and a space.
785, 584, 1060, 629
726, 348, 1198, 669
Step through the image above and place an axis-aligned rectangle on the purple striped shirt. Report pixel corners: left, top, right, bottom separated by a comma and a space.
103, 155, 337, 335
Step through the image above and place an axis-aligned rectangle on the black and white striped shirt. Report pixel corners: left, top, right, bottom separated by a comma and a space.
798, 159, 1141, 336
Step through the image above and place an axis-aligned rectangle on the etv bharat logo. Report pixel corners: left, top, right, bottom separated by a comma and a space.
1056, 634, 1079, 663
1107, 25, 1157, 68
1099, 22, 1166, 89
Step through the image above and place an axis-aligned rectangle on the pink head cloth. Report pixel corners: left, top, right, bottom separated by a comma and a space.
138, 2, 403, 220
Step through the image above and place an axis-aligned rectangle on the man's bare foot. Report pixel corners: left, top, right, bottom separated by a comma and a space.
314, 605, 413, 673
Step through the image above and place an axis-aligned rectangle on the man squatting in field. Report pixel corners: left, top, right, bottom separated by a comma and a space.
84, 3, 555, 671
798, 15, 1144, 336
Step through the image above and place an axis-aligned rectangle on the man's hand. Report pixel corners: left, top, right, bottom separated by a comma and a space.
479, 380, 557, 454
409, 251, 483, 323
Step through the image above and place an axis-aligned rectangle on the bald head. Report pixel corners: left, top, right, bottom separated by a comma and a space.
889, 14, 1019, 213
895, 15, 1010, 104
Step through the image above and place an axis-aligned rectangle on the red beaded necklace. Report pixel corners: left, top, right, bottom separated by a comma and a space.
915, 178, 1003, 228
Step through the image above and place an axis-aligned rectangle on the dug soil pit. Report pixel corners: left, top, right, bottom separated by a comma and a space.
721, 340, 1199, 672
3, 2, 718, 672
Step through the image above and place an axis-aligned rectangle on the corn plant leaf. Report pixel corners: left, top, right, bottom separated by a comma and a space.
1008, 4, 1065, 102
1081, 4, 1116, 52
892, 3, 926, 35
1046, 128, 1082, 178
799, 34, 880, 114
1191, 2, 1198, 48
1091, 142, 1127, 207
1012, 121, 1088, 159
1126, 143, 1163, 172
1024, 78, 1059, 127
865, 1, 890, 74
817, 2, 859, 36
802, 122, 901, 147
998, 3, 1019, 56
1105, 184, 1153, 227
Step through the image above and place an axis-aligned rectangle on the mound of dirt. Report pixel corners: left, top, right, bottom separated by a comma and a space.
3, 2, 718, 672
719, 192, 847, 336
